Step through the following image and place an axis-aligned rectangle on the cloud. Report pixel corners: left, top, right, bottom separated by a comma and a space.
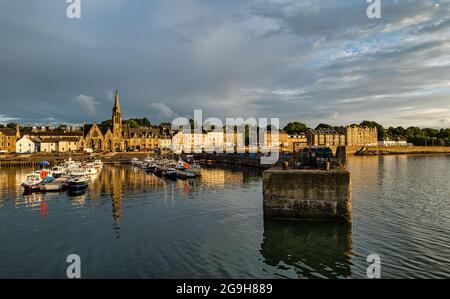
149, 102, 176, 118
0, 0, 450, 128
73, 95, 98, 116
0, 115, 18, 124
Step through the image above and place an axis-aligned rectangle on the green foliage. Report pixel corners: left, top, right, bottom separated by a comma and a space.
124, 118, 151, 128
360, 120, 386, 140
315, 123, 333, 130
283, 122, 307, 134
101, 120, 112, 127
385, 125, 449, 146
6, 122, 19, 129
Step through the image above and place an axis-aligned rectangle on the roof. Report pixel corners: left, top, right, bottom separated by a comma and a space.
34, 131, 83, 137
98, 125, 111, 135
83, 124, 94, 137
0, 128, 16, 136
19, 136, 41, 143
40, 137, 80, 143
128, 127, 161, 138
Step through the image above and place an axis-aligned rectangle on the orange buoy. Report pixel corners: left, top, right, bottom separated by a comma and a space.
40, 170, 49, 179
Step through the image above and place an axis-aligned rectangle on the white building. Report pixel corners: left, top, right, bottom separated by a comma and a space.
159, 136, 172, 149
203, 131, 224, 152
379, 139, 410, 146
16, 136, 40, 153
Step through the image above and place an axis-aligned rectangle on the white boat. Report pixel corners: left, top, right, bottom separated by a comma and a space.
147, 163, 158, 172
162, 167, 178, 180
93, 160, 103, 171
51, 166, 66, 178
34, 169, 54, 182
21, 173, 43, 191
143, 156, 154, 164
186, 162, 202, 176
83, 163, 98, 176
131, 158, 140, 166
175, 160, 189, 170
67, 172, 89, 191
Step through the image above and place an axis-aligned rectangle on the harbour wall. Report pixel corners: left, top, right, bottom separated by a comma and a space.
199, 154, 271, 169
353, 145, 450, 155
262, 169, 352, 223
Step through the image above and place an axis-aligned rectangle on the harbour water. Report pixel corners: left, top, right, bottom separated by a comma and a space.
0, 155, 449, 278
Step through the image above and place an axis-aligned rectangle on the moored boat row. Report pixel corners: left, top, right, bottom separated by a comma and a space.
131, 156, 202, 180
21, 158, 103, 193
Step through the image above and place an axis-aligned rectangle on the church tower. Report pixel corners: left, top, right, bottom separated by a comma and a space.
112, 88, 123, 149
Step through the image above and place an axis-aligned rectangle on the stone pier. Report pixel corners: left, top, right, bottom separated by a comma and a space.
263, 169, 352, 223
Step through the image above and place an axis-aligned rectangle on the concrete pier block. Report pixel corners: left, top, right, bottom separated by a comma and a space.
263, 169, 352, 223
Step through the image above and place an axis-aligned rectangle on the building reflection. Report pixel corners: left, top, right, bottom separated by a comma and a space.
260, 220, 353, 279
200, 168, 244, 187
1, 164, 263, 235
0, 168, 31, 200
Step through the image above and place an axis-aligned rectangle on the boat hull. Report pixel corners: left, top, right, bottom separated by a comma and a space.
67, 181, 88, 191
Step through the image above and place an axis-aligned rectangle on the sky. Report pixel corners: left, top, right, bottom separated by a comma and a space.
0, 0, 449, 129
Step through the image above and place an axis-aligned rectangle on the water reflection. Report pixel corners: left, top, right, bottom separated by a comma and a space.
1, 156, 449, 278
261, 220, 353, 279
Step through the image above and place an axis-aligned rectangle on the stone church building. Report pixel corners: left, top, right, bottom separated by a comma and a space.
83, 89, 162, 152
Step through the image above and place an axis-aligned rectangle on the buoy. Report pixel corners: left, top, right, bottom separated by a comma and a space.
40, 170, 49, 179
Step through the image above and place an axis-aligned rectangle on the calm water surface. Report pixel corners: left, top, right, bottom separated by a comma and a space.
0, 155, 449, 278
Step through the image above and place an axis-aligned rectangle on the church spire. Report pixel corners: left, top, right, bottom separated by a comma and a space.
114, 88, 121, 112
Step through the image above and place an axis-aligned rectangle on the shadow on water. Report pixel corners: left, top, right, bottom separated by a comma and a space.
260, 220, 353, 279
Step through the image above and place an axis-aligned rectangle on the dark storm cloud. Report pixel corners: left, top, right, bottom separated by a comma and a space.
0, 0, 449, 128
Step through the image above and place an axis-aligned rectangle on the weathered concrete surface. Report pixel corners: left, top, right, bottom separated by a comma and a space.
263, 169, 352, 223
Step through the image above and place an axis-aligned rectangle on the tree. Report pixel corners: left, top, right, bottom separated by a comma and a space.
141, 117, 151, 127
360, 120, 386, 141
123, 118, 151, 128
315, 123, 333, 130
126, 119, 139, 129
6, 122, 19, 129
54, 124, 67, 133
101, 120, 112, 127
283, 122, 307, 134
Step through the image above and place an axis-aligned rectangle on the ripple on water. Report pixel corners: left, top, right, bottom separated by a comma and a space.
1, 158, 450, 278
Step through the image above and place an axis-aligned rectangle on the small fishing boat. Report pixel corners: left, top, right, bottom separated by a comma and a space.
67, 172, 89, 191
83, 163, 98, 176
175, 160, 190, 170
21, 173, 43, 192
176, 169, 196, 179
186, 162, 202, 176
143, 156, 154, 164
154, 166, 165, 177
147, 163, 158, 173
163, 167, 178, 180
51, 166, 66, 178
93, 160, 103, 171
35, 169, 54, 183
